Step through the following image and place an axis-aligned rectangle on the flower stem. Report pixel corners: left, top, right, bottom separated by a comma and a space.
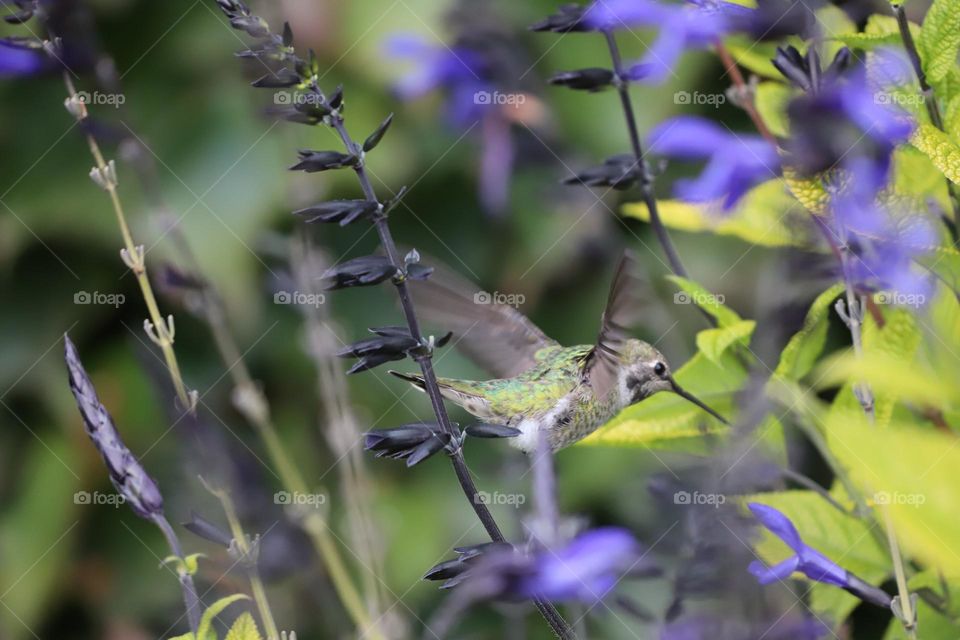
715, 42, 777, 144
327, 111, 575, 640
602, 30, 688, 279
152, 513, 202, 634
60, 72, 195, 414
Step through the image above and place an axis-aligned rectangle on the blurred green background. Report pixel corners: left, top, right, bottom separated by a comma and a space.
0, 0, 797, 637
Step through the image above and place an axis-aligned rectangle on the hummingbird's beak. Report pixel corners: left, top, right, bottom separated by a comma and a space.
668, 377, 729, 425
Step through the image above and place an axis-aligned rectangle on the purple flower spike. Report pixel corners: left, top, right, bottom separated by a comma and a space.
520, 527, 651, 602
748, 502, 848, 587
649, 116, 781, 210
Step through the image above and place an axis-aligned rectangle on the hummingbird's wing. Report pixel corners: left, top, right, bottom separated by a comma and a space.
582, 251, 643, 398
407, 262, 558, 379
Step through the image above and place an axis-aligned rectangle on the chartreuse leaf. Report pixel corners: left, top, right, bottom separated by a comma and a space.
783, 168, 830, 215
745, 491, 890, 629
910, 123, 960, 184
582, 350, 741, 447
946, 95, 960, 142
162, 553, 206, 576
225, 613, 264, 640
826, 420, 960, 575
755, 83, 791, 137
774, 283, 844, 381
696, 319, 756, 365
723, 35, 782, 78
623, 179, 813, 248
917, 245, 960, 294
832, 14, 918, 49
665, 276, 741, 328
918, 0, 960, 84
824, 308, 922, 430
196, 594, 250, 640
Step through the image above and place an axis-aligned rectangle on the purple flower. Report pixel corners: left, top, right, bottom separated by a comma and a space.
747, 502, 848, 586
585, 0, 738, 83
384, 33, 490, 128
747, 503, 891, 608
0, 39, 46, 77
520, 527, 651, 602
648, 116, 781, 210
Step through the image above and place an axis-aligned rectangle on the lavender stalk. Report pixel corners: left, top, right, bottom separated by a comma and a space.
64, 334, 201, 634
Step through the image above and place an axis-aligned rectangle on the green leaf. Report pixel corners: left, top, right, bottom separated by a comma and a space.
582, 350, 740, 447
826, 421, 960, 576
623, 179, 813, 248
832, 15, 917, 49
825, 308, 923, 429
919, 0, 960, 83
754, 82, 791, 137
723, 35, 781, 78
224, 613, 264, 640
197, 594, 250, 640
665, 275, 742, 328
696, 319, 756, 364
945, 94, 960, 142
774, 283, 844, 381
745, 491, 890, 628
910, 124, 960, 185
162, 553, 206, 576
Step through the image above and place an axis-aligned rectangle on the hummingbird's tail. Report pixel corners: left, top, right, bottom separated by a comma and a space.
388, 370, 494, 419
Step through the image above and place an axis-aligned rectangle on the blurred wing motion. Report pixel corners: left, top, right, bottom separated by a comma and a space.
582, 251, 644, 397
407, 262, 558, 379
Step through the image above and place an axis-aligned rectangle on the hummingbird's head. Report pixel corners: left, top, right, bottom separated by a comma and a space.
618, 340, 673, 404
618, 339, 729, 425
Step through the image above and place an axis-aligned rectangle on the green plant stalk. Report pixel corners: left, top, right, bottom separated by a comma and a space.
205, 483, 280, 640
61, 73, 195, 413
197, 289, 381, 639
153, 513, 203, 634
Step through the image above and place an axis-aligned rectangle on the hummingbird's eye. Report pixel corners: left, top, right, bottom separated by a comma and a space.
653, 361, 666, 377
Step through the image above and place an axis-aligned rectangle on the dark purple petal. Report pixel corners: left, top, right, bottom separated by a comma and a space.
747, 503, 804, 551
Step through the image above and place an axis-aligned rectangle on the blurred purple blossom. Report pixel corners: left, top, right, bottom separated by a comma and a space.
648, 116, 781, 209
384, 33, 490, 128
519, 527, 649, 602
584, 0, 741, 83
0, 39, 46, 77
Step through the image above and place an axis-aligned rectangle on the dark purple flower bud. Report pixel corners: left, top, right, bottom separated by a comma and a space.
404, 262, 434, 281
229, 14, 270, 38
364, 423, 452, 466
747, 503, 892, 608
563, 154, 640, 190
464, 423, 521, 439
293, 199, 379, 226
336, 328, 420, 374
290, 149, 359, 173
327, 84, 344, 110
548, 67, 615, 92
529, 5, 593, 33
252, 68, 301, 88
64, 335, 164, 520
424, 542, 514, 588
320, 255, 399, 290
773, 46, 851, 93
281, 22, 294, 47
363, 113, 394, 152
183, 511, 233, 547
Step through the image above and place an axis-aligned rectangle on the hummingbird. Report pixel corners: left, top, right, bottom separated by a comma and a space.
390, 252, 728, 453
